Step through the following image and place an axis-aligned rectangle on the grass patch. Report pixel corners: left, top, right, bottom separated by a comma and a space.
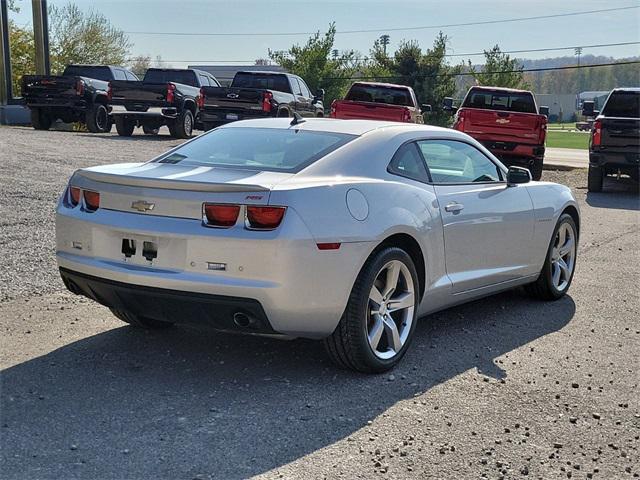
546, 130, 589, 150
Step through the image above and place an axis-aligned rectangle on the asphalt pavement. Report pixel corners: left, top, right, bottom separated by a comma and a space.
545, 148, 589, 170
1, 127, 638, 479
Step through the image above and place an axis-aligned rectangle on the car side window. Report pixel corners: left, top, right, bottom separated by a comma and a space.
417, 140, 503, 184
113, 69, 127, 80
208, 75, 220, 87
298, 79, 312, 98
198, 74, 209, 86
291, 77, 303, 96
125, 71, 138, 81
388, 142, 430, 183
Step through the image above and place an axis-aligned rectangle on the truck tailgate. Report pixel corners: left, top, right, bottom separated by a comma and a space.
22, 75, 78, 99
109, 81, 169, 107
201, 87, 264, 110
460, 108, 543, 144
601, 117, 640, 149
333, 100, 407, 122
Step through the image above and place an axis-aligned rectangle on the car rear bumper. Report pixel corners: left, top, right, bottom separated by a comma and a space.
59, 267, 277, 334
481, 141, 545, 160
56, 206, 373, 339
26, 99, 88, 110
110, 106, 178, 120
589, 149, 640, 172
199, 109, 272, 124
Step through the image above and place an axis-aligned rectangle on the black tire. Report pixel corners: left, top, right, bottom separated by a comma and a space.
324, 247, 420, 373
31, 109, 52, 130
587, 165, 604, 192
142, 125, 160, 135
525, 213, 578, 301
110, 308, 174, 329
169, 109, 194, 139
530, 157, 543, 181
114, 117, 135, 137
85, 103, 111, 133
277, 109, 290, 118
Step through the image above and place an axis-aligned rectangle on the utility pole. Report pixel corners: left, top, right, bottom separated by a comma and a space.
575, 47, 583, 94
574, 47, 582, 67
331, 49, 339, 60
379, 34, 390, 56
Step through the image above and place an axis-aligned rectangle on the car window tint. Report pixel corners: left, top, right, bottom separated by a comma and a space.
388, 143, 430, 183
125, 71, 138, 81
462, 89, 537, 114
291, 78, 303, 96
298, 79, 312, 98
346, 84, 413, 106
602, 91, 640, 118
198, 74, 210, 86
231, 73, 291, 93
143, 69, 198, 86
418, 140, 502, 183
113, 69, 127, 80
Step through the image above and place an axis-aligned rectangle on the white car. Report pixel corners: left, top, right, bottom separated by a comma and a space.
56, 118, 579, 372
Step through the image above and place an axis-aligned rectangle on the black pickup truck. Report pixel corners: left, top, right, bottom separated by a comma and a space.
109, 68, 220, 138
583, 88, 640, 192
199, 71, 324, 130
21, 64, 137, 133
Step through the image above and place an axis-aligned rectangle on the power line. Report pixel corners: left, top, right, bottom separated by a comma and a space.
122, 6, 638, 37
127, 41, 640, 64
320, 60, 640, 81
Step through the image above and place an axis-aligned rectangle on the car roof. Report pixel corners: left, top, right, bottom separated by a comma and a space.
468, 86, 533, 94
221, 117, 453, 136
351, 81, 411, 89
236, 71, 287, 76
611, 87, 640, 93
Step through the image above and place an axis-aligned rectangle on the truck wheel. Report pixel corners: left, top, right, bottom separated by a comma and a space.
114, 117, 135, 137
142, 125, 159, 135
85, 103, 111, 133
110, 308, 174, 329
530, 157, 543, 181
277, 109, 290, 118
587, 165, 603, 192
31, 109, 52, 130
169, 110, 194, 139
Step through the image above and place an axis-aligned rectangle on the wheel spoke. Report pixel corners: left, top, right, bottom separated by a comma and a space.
557, 225, 567, 249
382, 314, 402, 352
368, 314, 384, 350
383, 262, 401, 299
559, 236, 574, 257
387, 292, 414, 312
369, 285, 384, 307
552, 263, 561, 286
558, 257, 570, 281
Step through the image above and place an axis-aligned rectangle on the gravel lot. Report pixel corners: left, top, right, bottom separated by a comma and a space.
1, 126, 639, 479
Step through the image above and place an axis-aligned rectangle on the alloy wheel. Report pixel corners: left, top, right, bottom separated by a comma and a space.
367, 260, 415, 359
551, 222, 576, 291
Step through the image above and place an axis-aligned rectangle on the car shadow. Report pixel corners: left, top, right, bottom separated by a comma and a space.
1, 290, 575, 479
585, 176, 639, 211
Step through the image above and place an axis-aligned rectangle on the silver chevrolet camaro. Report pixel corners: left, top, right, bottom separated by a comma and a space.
56, 117, 579, 372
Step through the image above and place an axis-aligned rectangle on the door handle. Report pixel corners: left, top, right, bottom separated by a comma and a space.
444, 202, 464, 213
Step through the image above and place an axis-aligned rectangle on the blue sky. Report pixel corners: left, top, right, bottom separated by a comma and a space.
10, 0, 640, 66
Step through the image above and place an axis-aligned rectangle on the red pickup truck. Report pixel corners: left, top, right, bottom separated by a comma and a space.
450, 86, 548, 180
331, 82, 426, 123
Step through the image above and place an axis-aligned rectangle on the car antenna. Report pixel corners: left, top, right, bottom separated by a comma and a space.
290, 112, 306, 126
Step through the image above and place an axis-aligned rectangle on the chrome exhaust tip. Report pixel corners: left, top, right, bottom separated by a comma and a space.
233, 312, 253, 328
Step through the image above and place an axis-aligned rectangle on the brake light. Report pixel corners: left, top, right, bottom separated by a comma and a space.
453, 109, 466, 131
197, 87, 205, 109
75, 79, 84, 96
592, 119, 602, 146
203, 204, 240, 228
246, 206, 286, 230
262, 91, 273, 112
83, 190, 100, 211
166, 83, 176, 103
539, 116, 547, 144
330, 100, 337, 118
107, 82, 112, 101
402, 107, 411, 122
69, 186, 81, 207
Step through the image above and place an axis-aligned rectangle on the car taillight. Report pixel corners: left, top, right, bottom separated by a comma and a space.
83, 190, 100, 211
539, 116, 547, 144
107, 82, 112, 101
262, 91, 273, 112
402, 107, 411, 122
197, 87, 205, 109
330, 100, 337, 118
592, 119, 602, 146
453, 110, 466, 131
203, 204, 240, 228
166, 82, 176, 103
69, 186, 81, 207
246, 206, 286, 230
75, 79, 84, 96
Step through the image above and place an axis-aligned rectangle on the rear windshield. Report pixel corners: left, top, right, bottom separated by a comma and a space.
463, 89, 537, 114
346, 84, 413, 106
602, 91, 640, 118
143, 69, 198, 87
156, 127, 355, 172
63, 66, 112, 81
231, 73, 291, 93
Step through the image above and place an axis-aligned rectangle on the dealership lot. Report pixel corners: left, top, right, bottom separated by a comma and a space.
1, 127, 638, 479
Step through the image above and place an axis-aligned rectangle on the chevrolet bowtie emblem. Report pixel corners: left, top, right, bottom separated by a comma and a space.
131, 200, 155, 212
496, 118, 510, 124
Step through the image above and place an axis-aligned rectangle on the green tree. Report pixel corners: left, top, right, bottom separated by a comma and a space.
269, 23, 357, 108
471, 45, 528, 89
8, 21, 35, 95
128, 55, 151, 78
48, 3, 132, 74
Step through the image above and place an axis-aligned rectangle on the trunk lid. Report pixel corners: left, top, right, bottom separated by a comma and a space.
72, 162, 292, 220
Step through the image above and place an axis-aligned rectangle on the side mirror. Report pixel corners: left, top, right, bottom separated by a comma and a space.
539, 106, 549, 117
442, 97, 457, 114
507, 166, 532, 186
314, 88, 325, 101
421, 104, 432, 114
581, 100, 594, 117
